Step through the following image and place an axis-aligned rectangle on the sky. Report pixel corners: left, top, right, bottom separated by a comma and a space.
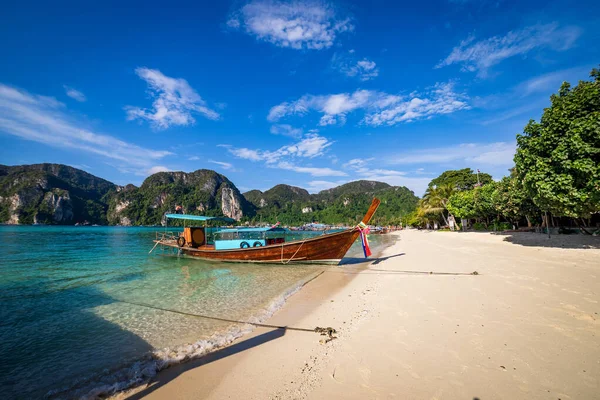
0, 0, 598, 196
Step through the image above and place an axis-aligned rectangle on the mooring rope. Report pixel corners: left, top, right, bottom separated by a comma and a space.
282, 238, 309, 264
67, 270, 331, 335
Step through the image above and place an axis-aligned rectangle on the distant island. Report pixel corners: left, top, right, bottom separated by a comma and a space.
0, 163, 419, 226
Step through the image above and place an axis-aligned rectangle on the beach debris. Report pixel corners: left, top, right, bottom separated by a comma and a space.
472, 271, 479, 275
315, 326, 338, 343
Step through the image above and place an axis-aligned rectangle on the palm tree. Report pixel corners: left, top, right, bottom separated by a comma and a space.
420, 184, 455, 226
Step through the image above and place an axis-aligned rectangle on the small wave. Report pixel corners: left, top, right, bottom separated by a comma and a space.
46, 270, 319, 400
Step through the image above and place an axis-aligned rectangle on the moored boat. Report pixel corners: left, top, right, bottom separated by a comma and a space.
151, 198, 381, 265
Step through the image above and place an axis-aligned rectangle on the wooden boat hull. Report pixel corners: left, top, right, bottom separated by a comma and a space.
153, 198, 381, 265
158, 228, 361, 265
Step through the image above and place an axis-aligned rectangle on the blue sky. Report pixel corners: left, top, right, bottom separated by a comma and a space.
1, 0, 598, 195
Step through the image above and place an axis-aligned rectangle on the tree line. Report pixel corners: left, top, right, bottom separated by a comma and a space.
404, 67, 600, 234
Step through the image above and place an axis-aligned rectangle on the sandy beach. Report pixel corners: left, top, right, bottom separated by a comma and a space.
118, 230, 600, 400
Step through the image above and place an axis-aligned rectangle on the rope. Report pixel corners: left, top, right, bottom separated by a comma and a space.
66, 270, 328, 334
148, 240, 161, 254
282, 238, 308, 264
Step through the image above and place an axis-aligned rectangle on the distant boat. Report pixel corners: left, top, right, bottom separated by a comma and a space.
151, 198, 381, 265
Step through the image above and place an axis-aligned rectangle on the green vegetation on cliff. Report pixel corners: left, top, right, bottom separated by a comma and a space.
0, 163, 116, 224
1, 166, 419, 226
244, 180, 419, 226
107, 170, 253, 225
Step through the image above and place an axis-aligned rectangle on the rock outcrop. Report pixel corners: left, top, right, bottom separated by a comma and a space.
0, 164, 115, 225
107, 169, 252, 225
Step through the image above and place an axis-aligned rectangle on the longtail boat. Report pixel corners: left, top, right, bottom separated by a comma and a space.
151, 198, 381, 265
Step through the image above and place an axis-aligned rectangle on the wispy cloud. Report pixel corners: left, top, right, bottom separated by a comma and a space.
125, 67, 219, 130
148, 166, 170, 174
331, 51, 379, 81
268, 82, 469, 126
188, 156, 201, 161
227, 0, 353, 50
270, 124, 303, 138
0, 83, 173, 173
209, 160, 234, 170
515, 65, 592, 96
222, 133, 345, 176
277, 161, 346, 176
63, 85, 86, 102
436, 23, 582, 76
388, 142, 516, 167
224, 133, 333, 163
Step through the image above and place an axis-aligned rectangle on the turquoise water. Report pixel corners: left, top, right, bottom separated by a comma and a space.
0, 226, 390, 399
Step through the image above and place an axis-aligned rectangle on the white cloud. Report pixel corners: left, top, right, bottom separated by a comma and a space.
276, 161, 346, 176
388, 142, 516, 167
223, 133, 344, 176
270, 124, 303, 138
331, 52, 379, 81
363, 83, 469, 126
223, 146, 264, 161
224, 133, 333, 163
209, 160, 234, 170
63, 85, 86, 102
515, 65, 592, 97
227, 0, 353, 50
188, 156, 200, 161
268, 82, 469, 126
125, 67, 219, 130
436, 23, 582, 76
0, 83, 173, 171
148, 166, 170, 174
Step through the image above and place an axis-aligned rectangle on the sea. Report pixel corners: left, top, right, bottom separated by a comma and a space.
0, 225, 394, 399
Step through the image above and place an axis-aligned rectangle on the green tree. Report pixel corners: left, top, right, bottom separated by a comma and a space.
515, 67, 600, 219
429, 168, 493, 191
491, 174, 539, 227
447, 189, 477, 219
421, 184, 456, 225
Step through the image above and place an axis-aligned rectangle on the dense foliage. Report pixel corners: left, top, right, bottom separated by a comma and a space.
515, 68, 600, 218
410, 67, 600, 232
428, 168, 492, 191
245, 181, 419, 226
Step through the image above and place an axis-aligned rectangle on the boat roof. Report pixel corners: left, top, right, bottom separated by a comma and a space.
165, 214, 236, 223
215, 227, 287, 233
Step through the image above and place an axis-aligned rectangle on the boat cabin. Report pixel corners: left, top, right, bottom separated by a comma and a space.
213, 227, 287, 250
163, 213, 287, 250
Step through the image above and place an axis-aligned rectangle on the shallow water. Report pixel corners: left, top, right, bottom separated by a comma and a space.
0, 226, 392, 399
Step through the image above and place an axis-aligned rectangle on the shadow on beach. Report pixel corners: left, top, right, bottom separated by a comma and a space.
124, 328, 287, 400
339, 252, 405, 266
493, 231, 600, 249
0, 284, 154, 399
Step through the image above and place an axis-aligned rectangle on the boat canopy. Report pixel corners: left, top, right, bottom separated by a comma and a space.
215, 226, 287, 233
165, 214, 236, 223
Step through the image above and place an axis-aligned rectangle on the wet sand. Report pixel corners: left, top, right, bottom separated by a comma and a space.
120, 230, 600, 399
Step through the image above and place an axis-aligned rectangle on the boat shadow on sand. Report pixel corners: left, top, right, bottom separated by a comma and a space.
339, 252, 405, 266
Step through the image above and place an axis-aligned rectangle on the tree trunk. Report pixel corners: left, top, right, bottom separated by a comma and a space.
440, 212, 449, 227
525, 215, 532, 228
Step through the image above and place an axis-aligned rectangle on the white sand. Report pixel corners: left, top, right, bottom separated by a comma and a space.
120, 230, 600, 400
